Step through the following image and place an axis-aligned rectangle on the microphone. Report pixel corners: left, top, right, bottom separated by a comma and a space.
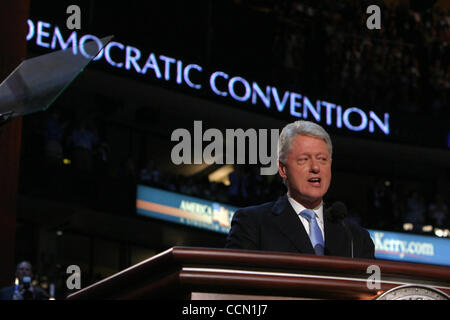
330, 201, 347, 222
330, 202, 354, 258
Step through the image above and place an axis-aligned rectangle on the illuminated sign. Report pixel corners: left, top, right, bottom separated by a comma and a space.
136, 184, 237, 234
26, 19, 390, 136
368, 230, 450, 267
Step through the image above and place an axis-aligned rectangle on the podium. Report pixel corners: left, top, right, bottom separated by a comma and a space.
67, 247, 450, 300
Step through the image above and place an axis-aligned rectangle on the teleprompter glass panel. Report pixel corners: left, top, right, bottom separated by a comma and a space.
0, 35, 113, 121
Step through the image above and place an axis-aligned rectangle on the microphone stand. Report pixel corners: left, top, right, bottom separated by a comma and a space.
341, 219, 354, 258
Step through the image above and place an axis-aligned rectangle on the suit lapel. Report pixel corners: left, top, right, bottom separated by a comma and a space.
271, 195, 315, 254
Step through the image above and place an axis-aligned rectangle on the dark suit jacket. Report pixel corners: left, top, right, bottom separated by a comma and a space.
225, 195, 375, 259
0, 285, 48, 300
0, 286, 14, 300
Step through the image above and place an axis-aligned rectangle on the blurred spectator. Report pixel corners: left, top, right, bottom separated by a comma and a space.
390, 190, 404, 231
119, 156, 137, 182
139, 160, 162, 187
94, 140, 111, 177
68, 119, 99, 173
347, 205, 362, 227
370, 180, 394, 229
428, 194, 449, 228
247, 166, 265, 203
228, 165, 249, 206
0, 261, 48, 300
179, 176, 200, 197
199, 176, 213, 200
43, 110, 66, 168
165, 175, 179, 192
404, 190, 426, 232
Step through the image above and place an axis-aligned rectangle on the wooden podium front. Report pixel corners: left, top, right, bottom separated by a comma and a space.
67, 247, 450, 300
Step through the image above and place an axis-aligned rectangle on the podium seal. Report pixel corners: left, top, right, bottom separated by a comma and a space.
376, 285, 450, 300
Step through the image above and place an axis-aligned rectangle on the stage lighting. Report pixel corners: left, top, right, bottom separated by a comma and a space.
403, 223, 413, 231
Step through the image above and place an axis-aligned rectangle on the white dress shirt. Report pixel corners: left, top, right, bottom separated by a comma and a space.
287, 194, 325, 242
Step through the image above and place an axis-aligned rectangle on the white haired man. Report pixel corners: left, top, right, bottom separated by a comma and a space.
226, 120, 375, 258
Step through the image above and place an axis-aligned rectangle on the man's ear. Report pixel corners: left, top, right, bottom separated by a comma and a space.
278, 160, 287, 179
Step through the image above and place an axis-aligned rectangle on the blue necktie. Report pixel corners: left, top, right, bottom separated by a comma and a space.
300, 209, 325, 255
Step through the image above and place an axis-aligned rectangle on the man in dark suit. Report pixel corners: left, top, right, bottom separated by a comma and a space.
0, 261, 48, 300
226, 120, 375, 259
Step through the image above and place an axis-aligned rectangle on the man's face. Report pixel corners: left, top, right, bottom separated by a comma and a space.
278, 135, 332, 208
16, 262, 33, 281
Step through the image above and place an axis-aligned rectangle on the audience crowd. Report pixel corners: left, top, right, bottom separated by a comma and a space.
260, 0, 449, 116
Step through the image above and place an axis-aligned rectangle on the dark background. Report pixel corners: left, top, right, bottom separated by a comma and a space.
3, 0, 449, 299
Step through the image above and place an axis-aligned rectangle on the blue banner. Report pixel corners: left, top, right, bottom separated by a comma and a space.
136, 184, 238, 234
368, 229, 450, 267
